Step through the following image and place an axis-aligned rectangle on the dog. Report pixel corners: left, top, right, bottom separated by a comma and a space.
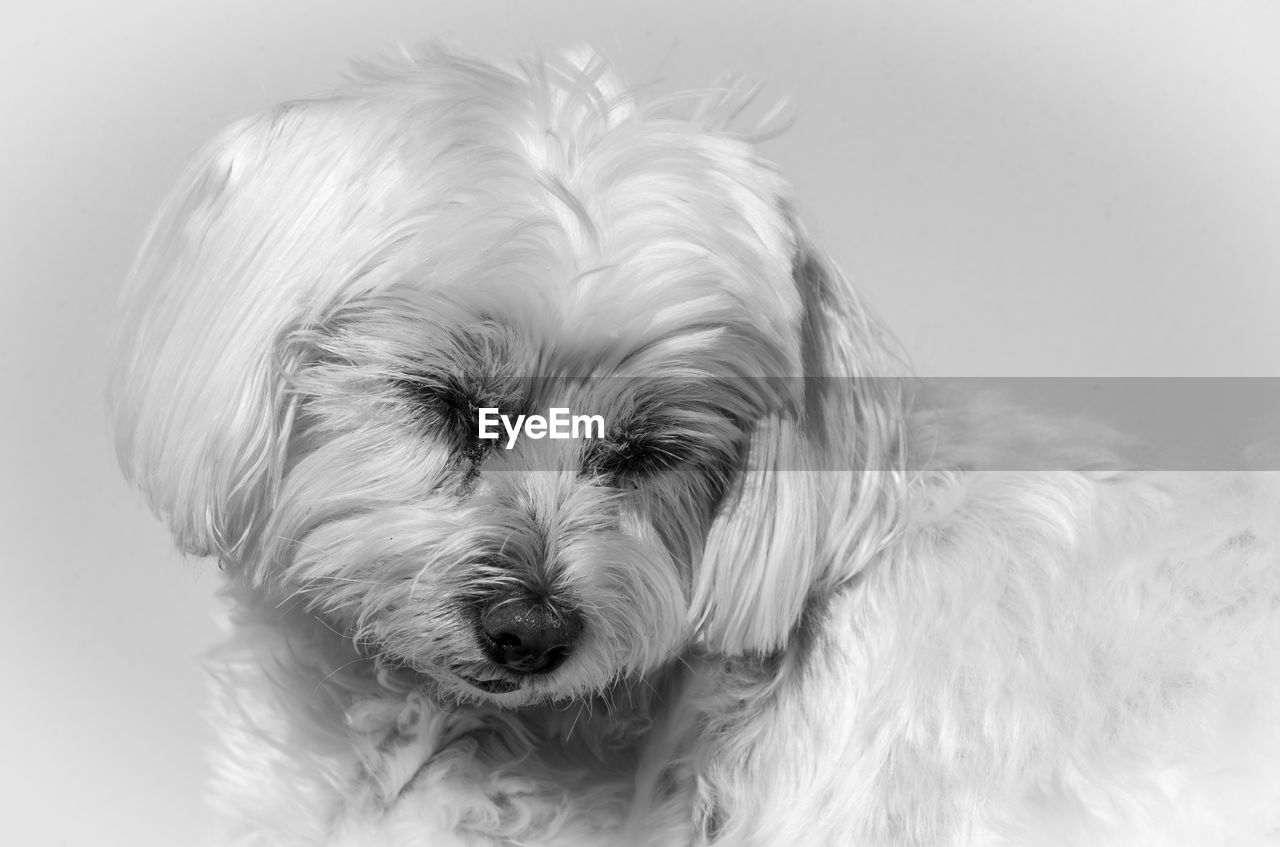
110, 46, 1280, 845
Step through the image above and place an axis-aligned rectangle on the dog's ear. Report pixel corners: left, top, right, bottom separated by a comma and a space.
690, 218, 904, 654
109, 106, 348, 566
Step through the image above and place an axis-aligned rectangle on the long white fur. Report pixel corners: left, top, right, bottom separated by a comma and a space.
110, 46, 1280, 846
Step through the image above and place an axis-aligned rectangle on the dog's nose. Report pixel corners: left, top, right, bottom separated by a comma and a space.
478, 595, 582, 675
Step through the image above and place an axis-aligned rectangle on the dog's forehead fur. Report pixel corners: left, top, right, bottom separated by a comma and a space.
204, 49, 803, 379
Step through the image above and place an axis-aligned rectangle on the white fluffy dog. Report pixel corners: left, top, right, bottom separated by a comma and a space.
111, 47, 1280, 845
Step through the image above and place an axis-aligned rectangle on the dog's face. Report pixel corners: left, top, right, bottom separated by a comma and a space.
111, 49, 896, 706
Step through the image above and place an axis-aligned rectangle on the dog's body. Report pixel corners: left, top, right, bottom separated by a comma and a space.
111, 48, 1280, 845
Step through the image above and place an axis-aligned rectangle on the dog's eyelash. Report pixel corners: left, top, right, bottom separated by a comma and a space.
583, 429, 693, 480
581, 403, 750, 483
397, 376, 518, 459
402, 381, 480, 433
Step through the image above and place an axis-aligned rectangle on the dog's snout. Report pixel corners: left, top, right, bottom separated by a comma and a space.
478, 594, 582, 675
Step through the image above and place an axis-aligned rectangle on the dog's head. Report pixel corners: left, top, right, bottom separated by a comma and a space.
110, 48, 902, 706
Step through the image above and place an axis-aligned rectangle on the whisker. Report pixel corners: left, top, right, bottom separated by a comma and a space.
311, 655, 374, 694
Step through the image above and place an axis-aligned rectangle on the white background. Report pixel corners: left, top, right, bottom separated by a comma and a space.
3, 1, 1279, 844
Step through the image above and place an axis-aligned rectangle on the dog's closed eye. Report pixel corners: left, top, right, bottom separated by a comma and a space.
400, 373, 523, 464
583, 405, 744, 485
583, 423, 691, 481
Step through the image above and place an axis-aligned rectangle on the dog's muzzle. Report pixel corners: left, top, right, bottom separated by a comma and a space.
477, 592, 583, 675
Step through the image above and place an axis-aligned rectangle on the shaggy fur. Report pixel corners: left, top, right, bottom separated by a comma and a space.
110, 47, 1280, 846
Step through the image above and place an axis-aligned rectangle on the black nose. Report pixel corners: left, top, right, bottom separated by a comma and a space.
477, 594, 582, 675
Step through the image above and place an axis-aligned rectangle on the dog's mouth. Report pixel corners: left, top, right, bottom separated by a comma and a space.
459, 674, 521, 694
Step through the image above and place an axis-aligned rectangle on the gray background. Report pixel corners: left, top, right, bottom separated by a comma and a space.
3, 1, 1279, 844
